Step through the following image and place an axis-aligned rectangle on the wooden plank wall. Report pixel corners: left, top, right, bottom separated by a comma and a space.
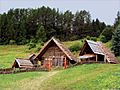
42, 46, 66, 67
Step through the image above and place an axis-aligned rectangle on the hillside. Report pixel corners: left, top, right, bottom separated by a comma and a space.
0, 64, 119, 90
0, 40, 120, 90
41, 64, 120, 90
0, 40, 119, 68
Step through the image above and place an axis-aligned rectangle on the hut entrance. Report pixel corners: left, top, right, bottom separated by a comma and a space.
97, 54, 104, 62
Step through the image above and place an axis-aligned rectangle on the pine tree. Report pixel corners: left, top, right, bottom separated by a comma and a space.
36, 26, 46, 42
112, 26, 120, 56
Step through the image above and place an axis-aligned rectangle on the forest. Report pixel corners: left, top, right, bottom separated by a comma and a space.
0, 6, 120, 56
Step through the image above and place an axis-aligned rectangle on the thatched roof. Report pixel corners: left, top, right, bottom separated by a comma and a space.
80, 40, 119, 64
98, 42, 119, 64
12, 58, 33, 68
86, 40, 104, 55
35, 37, 77, 62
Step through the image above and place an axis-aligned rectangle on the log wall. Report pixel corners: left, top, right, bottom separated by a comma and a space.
41, 45, 68, 67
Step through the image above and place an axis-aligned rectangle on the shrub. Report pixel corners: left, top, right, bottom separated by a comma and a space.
9, 40, 16, 45
36, 46, 42, 52
86, 36, 91, 40
18, 39, 28, 45
90, 37, 97, 41
85, 36, 97, 41
69, 43, 81, 52
70, 35, 79, 41
28, 42, 36, 50
101, 26, 113, 42
99, 35, 107, 43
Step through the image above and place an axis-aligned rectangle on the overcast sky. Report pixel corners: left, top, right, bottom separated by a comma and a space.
0, 0, 120, 25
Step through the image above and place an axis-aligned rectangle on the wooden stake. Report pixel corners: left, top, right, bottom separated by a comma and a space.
64, 57, 67, 69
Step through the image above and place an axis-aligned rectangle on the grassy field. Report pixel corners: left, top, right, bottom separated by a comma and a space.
0, 72, 46, 90
41, 64, 120, 90
0, 64, 119, 90
0, 45, 31, 68
0, 40, 120, 90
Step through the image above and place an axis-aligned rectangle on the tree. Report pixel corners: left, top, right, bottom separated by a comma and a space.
112, 26, 120, 56
0, 7, 106, 44
36, 26, 46, 42
73, 10, 91, 39
114, 11, 120, 29
100, 25, 114, 42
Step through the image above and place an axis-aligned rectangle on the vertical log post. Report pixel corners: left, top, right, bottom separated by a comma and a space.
64, 57, 67, 69
48, 58, 51, 71
96, 55, 98, 62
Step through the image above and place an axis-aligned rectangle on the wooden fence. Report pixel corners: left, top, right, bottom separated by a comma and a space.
0, 67, 48, 74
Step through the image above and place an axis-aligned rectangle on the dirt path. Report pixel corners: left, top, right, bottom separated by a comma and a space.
17, 71, 59, 90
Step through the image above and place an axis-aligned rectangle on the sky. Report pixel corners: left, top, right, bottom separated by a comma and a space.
0, 0, 120, 25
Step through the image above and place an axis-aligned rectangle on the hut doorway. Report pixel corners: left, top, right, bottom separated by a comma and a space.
97, 54, 104, 62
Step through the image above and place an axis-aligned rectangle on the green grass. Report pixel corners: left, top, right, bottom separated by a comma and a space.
0, 45, 38, 68
63, 40, 83, 48
0, 72, 47, 90
41, 64, 120, 90
117, 56, 120, 62
0, 40, 120, 90
63, 40, 83, 57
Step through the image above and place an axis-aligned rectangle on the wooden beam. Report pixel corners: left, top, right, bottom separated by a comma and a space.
104, 55, 106, 63
64, 57, 67, 69
96, 55, 98, 62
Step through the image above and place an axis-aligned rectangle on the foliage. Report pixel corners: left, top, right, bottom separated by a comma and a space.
104, 41, 112, 50
90, 37, 97, 41
112, 26, 120, 56
9, 40, 16, 45
86, 36, 97, 41
100, 25, 114, 43
114, 11, 120, 29
28, 42, 36, 50
69, 43, 82, 52
0, 7, 106, 45
99, 35, 107, 43
36, 26, 46, 42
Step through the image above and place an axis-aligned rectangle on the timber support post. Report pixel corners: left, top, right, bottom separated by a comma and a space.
64, 57, 67, 69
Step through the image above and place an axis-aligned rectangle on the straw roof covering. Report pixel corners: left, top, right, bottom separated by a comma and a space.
12, 58, 33, 68
35, 37, 77, 62
80, 40, 119, 64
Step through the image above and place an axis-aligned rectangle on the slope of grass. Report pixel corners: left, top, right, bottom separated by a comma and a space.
0, 40, 120, 90
63, 40, 83, 48
0, 45, 36, 68
0, 40, 83, 68
41, 64, 120, 90
0, 72, 47, 90
0, 64, 119, 90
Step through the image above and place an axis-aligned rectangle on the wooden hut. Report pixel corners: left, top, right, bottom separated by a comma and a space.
12, 58, 33, 68
34, 37, 77, 68
79, 40, 119, 64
